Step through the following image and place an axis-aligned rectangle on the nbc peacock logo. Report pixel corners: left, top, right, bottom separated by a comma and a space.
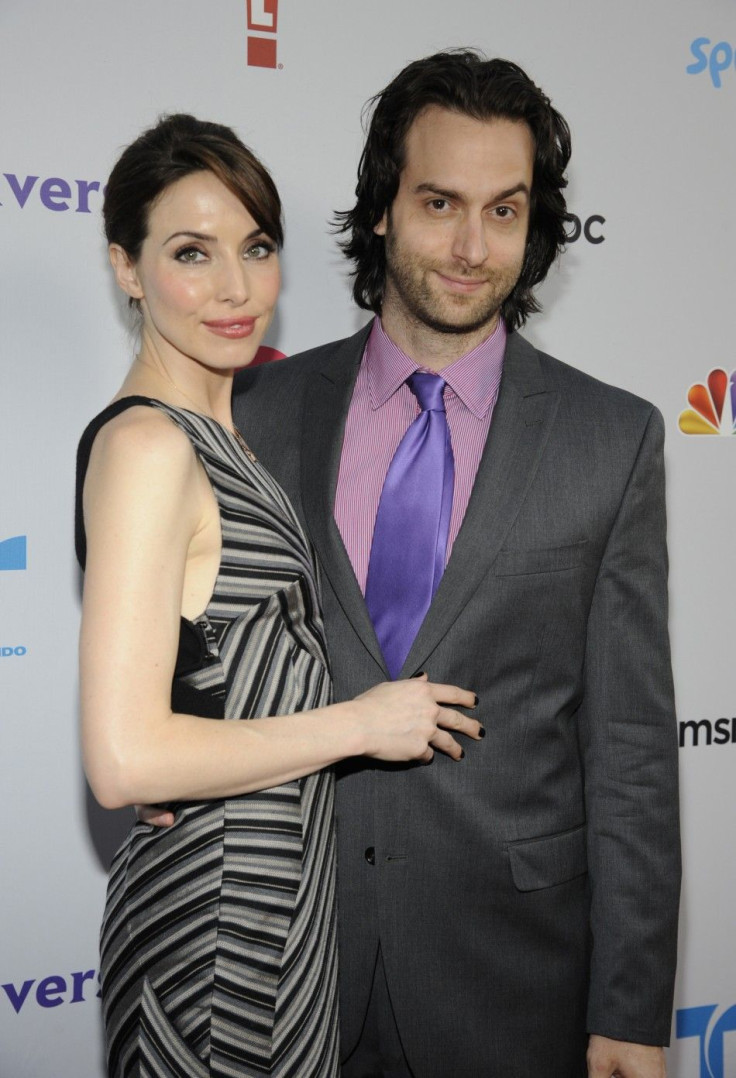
678, 368, 736, 435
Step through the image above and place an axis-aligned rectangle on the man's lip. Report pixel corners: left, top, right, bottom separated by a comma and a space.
435, 271, 488, 293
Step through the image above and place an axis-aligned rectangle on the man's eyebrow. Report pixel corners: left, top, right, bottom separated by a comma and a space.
162, 226, 265, 245
413, 182, 531, 203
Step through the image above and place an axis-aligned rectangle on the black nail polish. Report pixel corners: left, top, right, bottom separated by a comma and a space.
458, 749, 465, 759
411, 670, 426, 679
473, 694, 480, 707
478, 726, 486, 738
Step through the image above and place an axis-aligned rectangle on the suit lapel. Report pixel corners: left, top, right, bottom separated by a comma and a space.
399, 332, 560, 676
300, 325, 388, 671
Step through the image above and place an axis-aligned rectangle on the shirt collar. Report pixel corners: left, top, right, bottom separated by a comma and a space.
364, 316, 507, 418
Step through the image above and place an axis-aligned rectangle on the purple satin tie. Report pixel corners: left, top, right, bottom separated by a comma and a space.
365, 372, 455, 679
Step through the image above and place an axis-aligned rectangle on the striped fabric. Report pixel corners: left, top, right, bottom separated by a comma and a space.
333, 317, 506, 593
82, 399, 338, 1077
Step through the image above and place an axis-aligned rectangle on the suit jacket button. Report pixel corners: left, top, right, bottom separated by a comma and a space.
364, 846, 376, 865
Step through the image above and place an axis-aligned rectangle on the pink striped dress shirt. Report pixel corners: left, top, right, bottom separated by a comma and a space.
333, 317, 507, 594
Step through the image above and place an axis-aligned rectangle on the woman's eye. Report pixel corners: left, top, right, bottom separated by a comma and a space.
245, 241, 275, 260
494, 206, 515, 219
429, 199, 449, 211
175, 246, 206, 263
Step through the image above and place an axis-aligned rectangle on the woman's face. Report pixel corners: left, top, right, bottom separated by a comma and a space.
111, 170, 281, 371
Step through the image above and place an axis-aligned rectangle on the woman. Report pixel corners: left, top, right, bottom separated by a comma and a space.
76, 114, 480, 1078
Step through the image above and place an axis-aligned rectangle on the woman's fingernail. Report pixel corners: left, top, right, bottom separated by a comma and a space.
458, 749, 465, 760
411, 671, 426, 679
473, 694, 480, 707
478, 726, 486, 739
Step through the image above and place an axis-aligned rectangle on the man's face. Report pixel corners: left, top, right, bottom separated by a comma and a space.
375, 107, 534, 340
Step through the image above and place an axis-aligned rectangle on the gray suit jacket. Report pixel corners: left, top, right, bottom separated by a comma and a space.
234, 326, 680, 1078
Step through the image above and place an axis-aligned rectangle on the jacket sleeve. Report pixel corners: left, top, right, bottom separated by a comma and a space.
579, 405, 681, 1045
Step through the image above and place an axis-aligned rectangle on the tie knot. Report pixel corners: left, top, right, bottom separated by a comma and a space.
408, 372, 447, 413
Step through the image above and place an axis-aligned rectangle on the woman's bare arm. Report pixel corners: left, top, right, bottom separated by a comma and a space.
80, 408, 480, 810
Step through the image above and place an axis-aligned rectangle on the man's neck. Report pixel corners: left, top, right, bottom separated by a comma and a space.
378, 305, 501, 372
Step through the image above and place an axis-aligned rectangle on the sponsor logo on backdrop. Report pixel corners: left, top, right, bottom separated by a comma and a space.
0, 535, 26, 570
0, 172, 103, 213
688, 38, 736, 89
246, 0, 279, 69
0, 647, 27, 658
680, 717, 736, 748
677, 1004, 736, 1078
678, 369, 736, 435
566, 214, 605, 245
1, 969, 100, 1013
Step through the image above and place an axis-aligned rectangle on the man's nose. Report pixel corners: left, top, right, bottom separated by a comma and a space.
451, 214, 488, 267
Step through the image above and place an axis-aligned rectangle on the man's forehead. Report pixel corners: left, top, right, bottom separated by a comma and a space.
399, 107, 534, 186
405, 106, 532, 150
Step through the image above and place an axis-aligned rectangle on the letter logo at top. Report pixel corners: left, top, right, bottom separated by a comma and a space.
248, 0, 277, 30
247, 0, 278, 68
0, 535, 26, 571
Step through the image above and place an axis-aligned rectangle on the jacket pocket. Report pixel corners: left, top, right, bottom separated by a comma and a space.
494, 540, 589, 577
507, 823, 587, 892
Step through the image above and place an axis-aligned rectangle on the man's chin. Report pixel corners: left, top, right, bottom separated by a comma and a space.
417, 305, 502, 337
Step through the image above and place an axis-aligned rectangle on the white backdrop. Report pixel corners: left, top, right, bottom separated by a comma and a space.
1, 2, 734, 1075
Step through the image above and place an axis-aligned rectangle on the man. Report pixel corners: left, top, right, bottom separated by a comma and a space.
151, 50, 680, 1076
234, 50, 680, 1078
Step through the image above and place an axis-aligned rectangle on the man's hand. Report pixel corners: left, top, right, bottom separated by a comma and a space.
588, 1035, 666, 1077
135, 804, 175, 827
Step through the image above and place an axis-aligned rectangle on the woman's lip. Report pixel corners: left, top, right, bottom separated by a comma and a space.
203, 317, 257, 338
204, 317, 257, 327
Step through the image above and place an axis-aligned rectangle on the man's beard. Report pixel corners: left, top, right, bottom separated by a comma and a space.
383, 224, 523, 337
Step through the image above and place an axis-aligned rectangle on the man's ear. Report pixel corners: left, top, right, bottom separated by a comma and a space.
373, 212, 387, 237
109, 244, 144, 301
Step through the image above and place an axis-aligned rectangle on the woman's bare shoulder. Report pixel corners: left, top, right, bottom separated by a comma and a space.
88, 403, 197, 480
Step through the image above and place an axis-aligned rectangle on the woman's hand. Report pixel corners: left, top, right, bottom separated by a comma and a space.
350, 674, 482, 762
133, 675, 482, 827
135, 803, 176, 827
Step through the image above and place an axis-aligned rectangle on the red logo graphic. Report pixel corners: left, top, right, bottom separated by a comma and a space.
252, 345, 286, 366
236, 347, 286, 372
247, 0, 279, 68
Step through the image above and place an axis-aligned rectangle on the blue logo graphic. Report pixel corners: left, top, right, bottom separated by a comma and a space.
0, 535, 26, 571
0, 172, 103, 213
677, 1004, 736, 1077
687, 38, 736, 88
1, 969, 99, 1013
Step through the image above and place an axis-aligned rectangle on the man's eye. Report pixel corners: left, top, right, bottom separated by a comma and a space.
494, 206, 515, 219
428, 199, 449, 211
175, 246, 205, 263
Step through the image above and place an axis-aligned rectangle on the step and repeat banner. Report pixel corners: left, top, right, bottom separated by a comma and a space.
1, 1, 734, 1075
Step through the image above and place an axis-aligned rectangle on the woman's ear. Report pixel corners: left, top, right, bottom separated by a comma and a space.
109, 244, 144, 300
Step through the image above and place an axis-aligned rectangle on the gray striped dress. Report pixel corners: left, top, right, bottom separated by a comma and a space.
76, 398, 338, 1077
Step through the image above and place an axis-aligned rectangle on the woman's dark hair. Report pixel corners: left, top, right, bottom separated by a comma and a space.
335, 50, 572, 331
104, 113, 283, 263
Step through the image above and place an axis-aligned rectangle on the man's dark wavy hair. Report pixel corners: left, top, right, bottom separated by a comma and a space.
334, 50, 572, 331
